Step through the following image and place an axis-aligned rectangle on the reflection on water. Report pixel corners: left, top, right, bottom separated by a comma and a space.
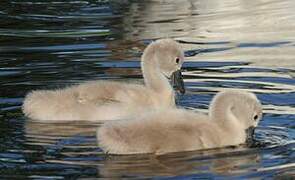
99, 149, 261, 178
125, 0, 295, 68
0, 0, 294, 179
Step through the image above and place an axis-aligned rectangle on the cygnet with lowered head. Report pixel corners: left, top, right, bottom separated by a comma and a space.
97, 90, 262, 155
22, 39, 185, 121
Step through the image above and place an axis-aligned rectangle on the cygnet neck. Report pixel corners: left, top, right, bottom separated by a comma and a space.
141, 45, 173, 96
209, 93, 245, 136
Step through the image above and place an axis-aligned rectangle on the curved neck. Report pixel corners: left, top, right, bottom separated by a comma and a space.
209, 95, 246, 141
141, 48, 173, 94
209, 95, 234, 123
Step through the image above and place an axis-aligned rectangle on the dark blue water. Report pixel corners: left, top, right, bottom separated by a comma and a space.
0, 0, 294, 179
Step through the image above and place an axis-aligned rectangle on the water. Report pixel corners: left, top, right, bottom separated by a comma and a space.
0, 0, 294, 178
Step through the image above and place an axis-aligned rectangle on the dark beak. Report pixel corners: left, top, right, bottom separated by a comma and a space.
171, 70, 185, 94
245, 126, 255, 146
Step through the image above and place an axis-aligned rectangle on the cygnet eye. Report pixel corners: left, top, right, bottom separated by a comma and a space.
175, 57, 180, 64
253, 115, 258, 121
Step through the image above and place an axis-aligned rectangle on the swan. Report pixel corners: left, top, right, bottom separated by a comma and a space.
97, 90, 263, 155
22, 39, 185, 121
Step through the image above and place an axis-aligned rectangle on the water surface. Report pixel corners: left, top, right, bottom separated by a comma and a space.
0, 0, 294, 179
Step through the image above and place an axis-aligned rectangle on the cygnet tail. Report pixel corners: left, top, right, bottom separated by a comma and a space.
22, 90, 73, 121
22, 90, 49, 120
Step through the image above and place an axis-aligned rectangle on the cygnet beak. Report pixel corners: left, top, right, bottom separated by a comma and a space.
171, 70, 185, 94
245, 126, 255, 146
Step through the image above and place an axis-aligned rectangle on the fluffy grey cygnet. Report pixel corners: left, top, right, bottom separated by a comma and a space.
22, 39, 185, 121
97, 90, 262, 155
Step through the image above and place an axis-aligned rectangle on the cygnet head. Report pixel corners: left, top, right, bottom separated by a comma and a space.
142, 39, 185, 94
149, 39, 184, 76
209, 90, 263, 142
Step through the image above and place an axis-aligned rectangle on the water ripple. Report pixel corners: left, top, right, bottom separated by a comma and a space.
0, 29, 110, 38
